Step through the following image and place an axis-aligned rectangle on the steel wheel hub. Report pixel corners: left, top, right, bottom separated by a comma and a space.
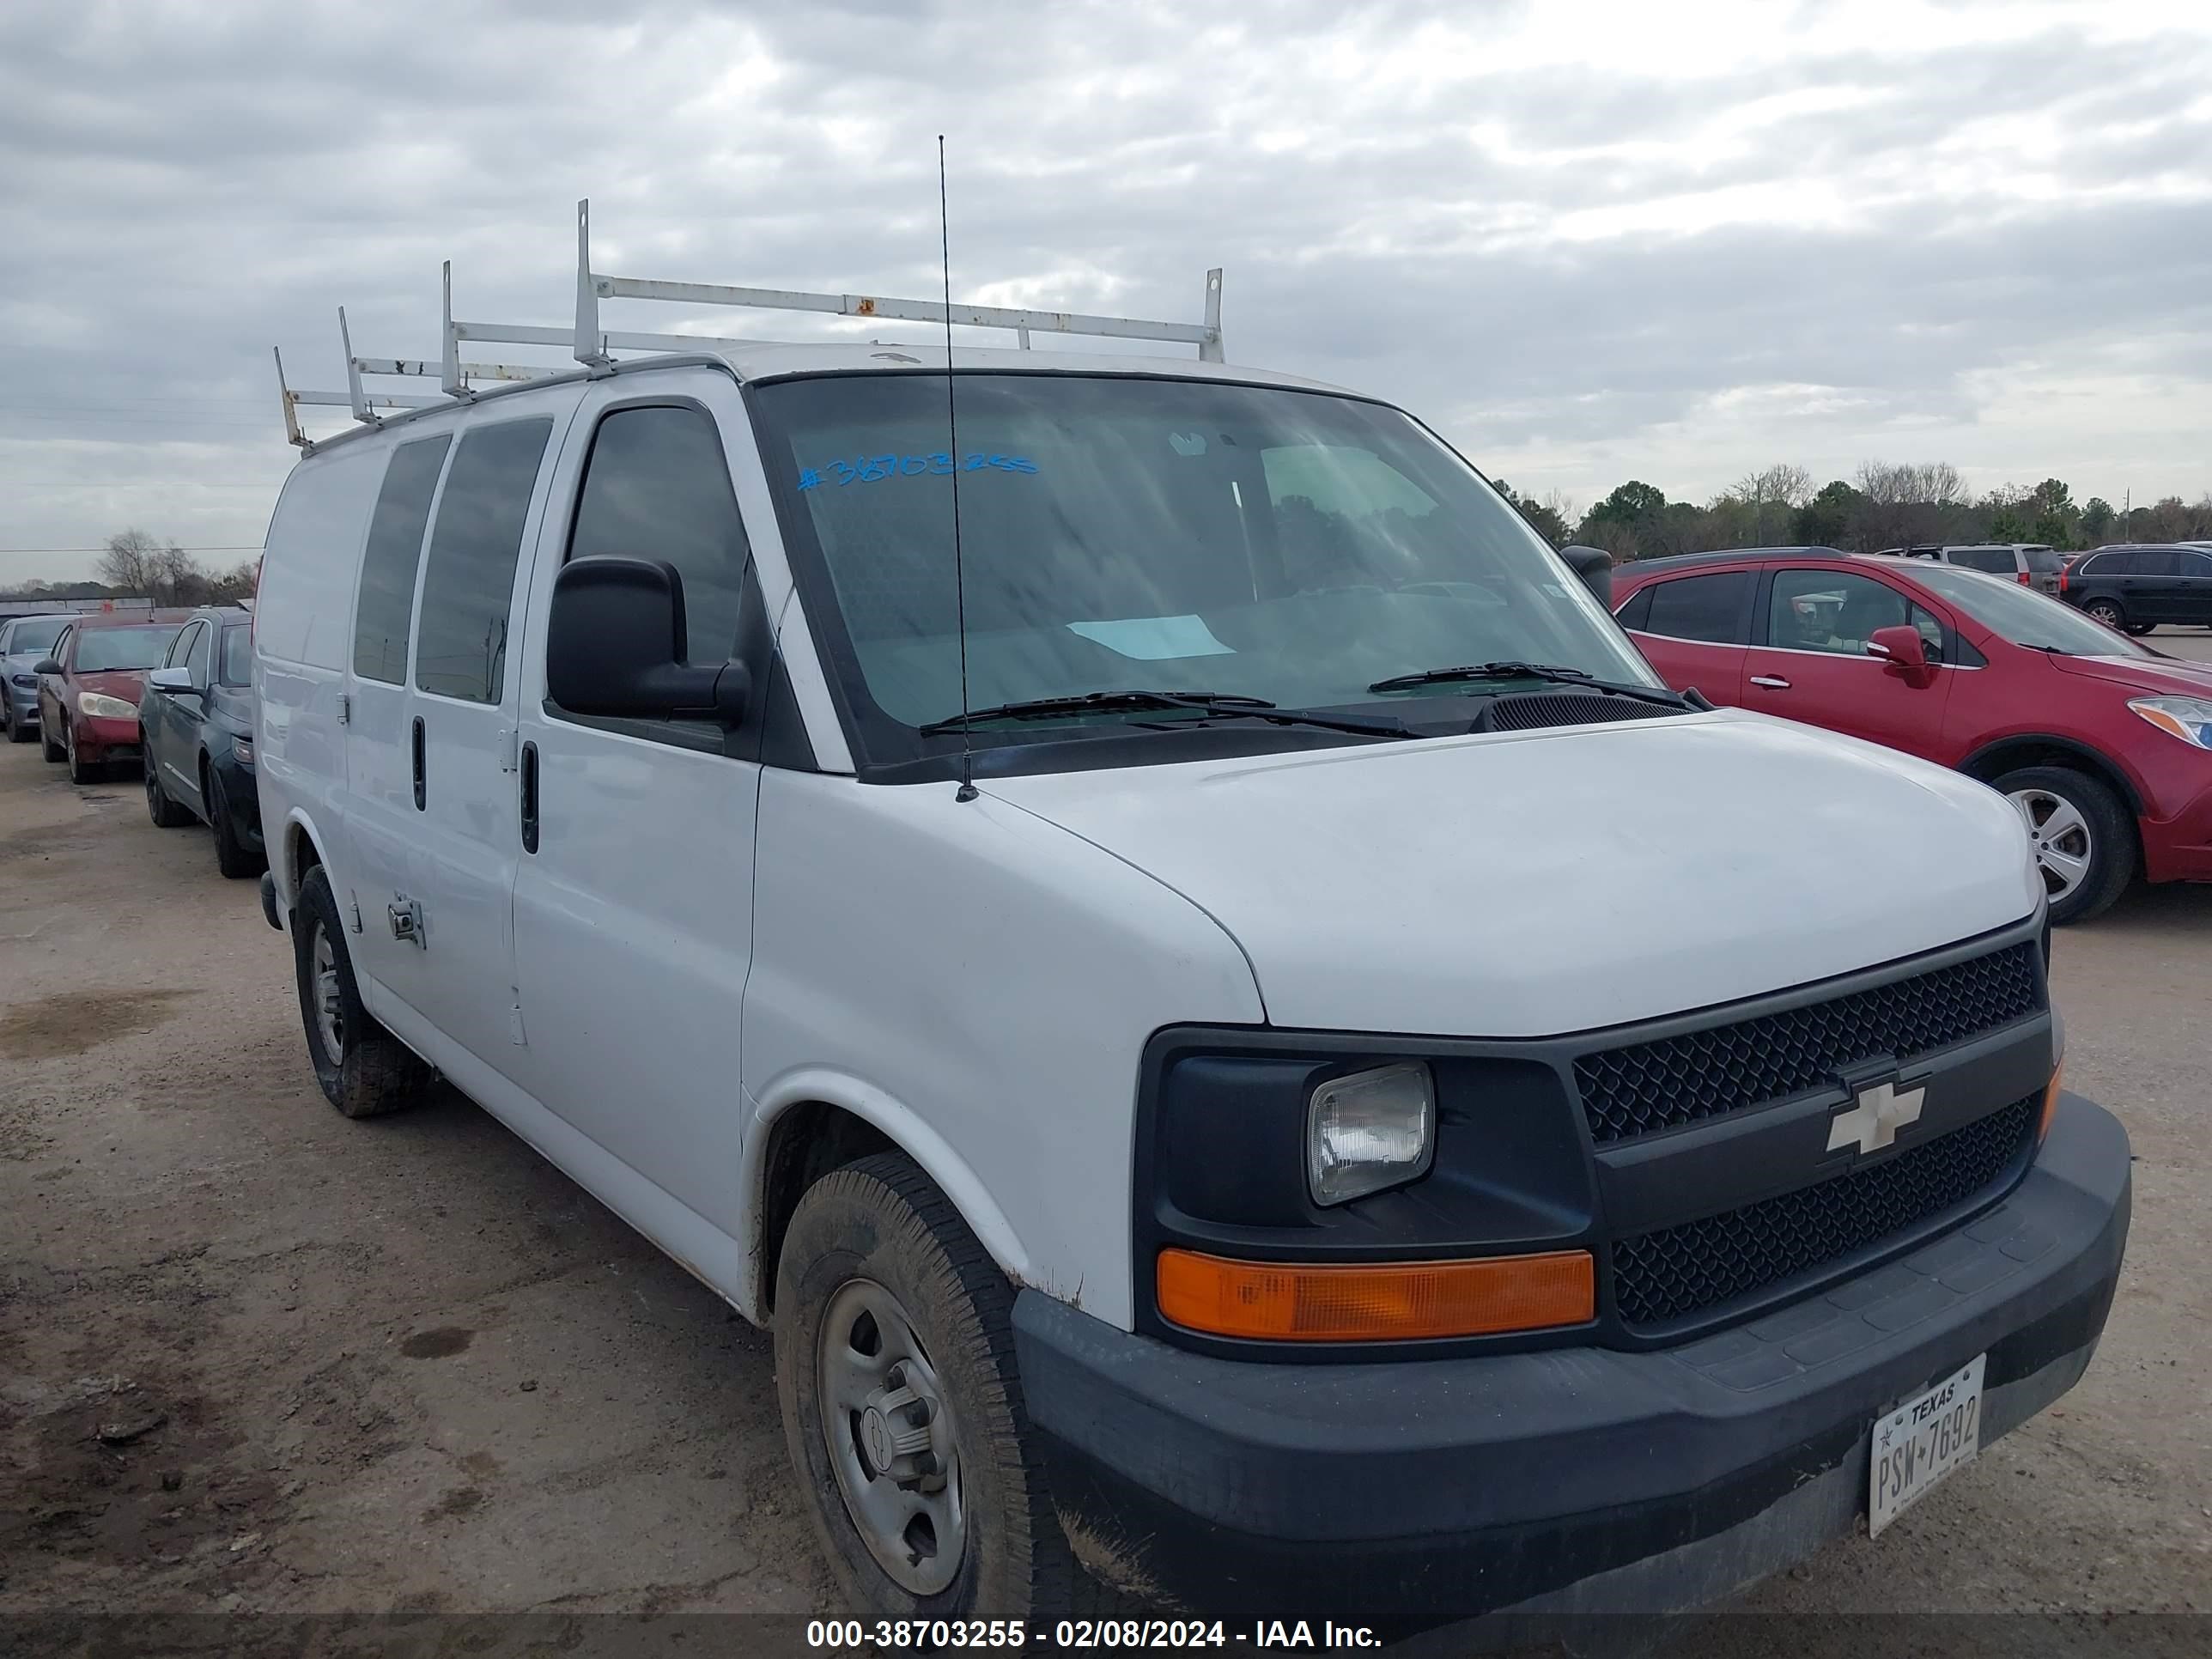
817, 1277, 964, 1595
311, 925, 346, 1063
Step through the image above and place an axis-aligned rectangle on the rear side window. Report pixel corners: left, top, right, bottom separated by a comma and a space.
567, 404, 750, 663
1638, 571, 1750, 644
416, 418, 554, 704
1949, 548, 2014, 574
2185, 552, 2212, 578
353, 435, 452, 685
2132, 550, 2181, 576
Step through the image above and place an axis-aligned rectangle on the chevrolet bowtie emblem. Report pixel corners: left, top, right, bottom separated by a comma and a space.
1827, 1079, 1926, 1155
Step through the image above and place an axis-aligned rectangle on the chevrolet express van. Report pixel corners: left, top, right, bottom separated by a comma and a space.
253, 322, 2130, 1634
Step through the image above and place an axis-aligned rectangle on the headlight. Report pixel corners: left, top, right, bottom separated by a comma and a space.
10, 673, 33, 688
234, 737, 255, 768
77, 692, 138, 720
2129, 697, 2212, 750
1307, 1061, 1434, 1206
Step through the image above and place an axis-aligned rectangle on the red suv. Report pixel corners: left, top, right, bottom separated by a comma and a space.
33, 611, 189, 784
1612, 547, 2212, 922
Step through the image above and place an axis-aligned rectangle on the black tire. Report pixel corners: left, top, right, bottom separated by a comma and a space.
291, 866, 432, 1119
775, 1153, 1094, 1624
207, 768, 262, 878
2079, 595, 2125, 629
65, 726, 100, 785
145, 756, 193, 827
7, 714, 33, 744
2123, 622, 2155, 637
1996, 764, 2136, 925
41, 720, 64, 762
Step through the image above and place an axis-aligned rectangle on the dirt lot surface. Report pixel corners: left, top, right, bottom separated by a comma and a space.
3, 641, 2209, 1650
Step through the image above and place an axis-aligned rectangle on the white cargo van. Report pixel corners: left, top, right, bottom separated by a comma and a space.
252, 216, 2129, 1636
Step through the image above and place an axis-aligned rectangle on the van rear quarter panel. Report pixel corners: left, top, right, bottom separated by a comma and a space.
742, 772, 1265, 1330
254, 443, 382, 902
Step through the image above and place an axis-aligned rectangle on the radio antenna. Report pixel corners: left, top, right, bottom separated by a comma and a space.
939, 135, 978, 803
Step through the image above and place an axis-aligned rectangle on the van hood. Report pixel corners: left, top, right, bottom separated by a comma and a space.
986, 712, 2041, 1037
2048, 651, 2212, 698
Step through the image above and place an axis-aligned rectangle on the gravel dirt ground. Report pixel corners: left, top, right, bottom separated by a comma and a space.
3, 639, 2209, 1650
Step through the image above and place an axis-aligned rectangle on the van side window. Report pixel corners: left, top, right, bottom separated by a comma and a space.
416, 418, 555, 704
1641, 571, 1750, 644
353, 435, 452, 684
567, 404, 751, 662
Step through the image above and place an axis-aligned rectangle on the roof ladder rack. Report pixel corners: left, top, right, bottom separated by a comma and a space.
565, 198, 1224, 364
272, 199, 1224, 447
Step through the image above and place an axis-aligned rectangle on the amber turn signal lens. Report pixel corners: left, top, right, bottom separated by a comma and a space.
1156, 1248, 1595, 1342
2039, 1061, 2064, 1141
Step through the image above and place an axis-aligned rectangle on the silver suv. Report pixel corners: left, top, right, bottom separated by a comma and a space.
1881, 544, 2064, 595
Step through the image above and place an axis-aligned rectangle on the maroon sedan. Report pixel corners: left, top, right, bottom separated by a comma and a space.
35, 612, 189, 784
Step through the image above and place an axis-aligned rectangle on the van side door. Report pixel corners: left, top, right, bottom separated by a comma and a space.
507, 375, 776, 1240
406, 407, 574, 1072
340, 433, 453, 1022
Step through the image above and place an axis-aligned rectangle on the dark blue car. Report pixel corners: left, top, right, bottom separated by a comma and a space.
141, 606, 264, 878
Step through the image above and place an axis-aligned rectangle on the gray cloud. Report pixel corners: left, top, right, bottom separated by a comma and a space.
2, 0, 2209, 581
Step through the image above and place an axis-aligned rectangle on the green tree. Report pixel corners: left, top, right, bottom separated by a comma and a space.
1793, 479, 1865, 549
1491, 478, 1571, 546
1579, 480, 1674, 559
2080, 497, 2114, 544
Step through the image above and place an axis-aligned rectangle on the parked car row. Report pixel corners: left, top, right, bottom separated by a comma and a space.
1613, 547, 2212, 922
1877, 543, 2065, 594
2057, 544, 2212, 634
0, 604, 264, 878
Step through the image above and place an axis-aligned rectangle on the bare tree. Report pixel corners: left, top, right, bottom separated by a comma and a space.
97, 529, 169, 596
1730, 464, 1814, 545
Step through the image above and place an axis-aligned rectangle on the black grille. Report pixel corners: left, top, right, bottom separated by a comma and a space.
1482, 691, 1674, 732
1574, 942, 2041, 1143
1610, 1096, 2038, 1328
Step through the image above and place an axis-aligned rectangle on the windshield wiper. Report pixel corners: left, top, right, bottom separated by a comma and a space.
919, 689, 1412, 738
1367, 660, 1694, 709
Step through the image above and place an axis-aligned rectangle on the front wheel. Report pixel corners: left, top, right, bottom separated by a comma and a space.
41, 719, 64, 763
65, 726, 100, 785
146, 757, 193, 827
208, 769, 263, 878
291, 866, 433, 1118
775, 1154, 1084, 1623
1997, 764, 2136, 924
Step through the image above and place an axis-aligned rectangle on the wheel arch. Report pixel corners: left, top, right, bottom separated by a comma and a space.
1959, 733, 2145, 820
744, 1073, 1036, 1322
280, 809, 329, 909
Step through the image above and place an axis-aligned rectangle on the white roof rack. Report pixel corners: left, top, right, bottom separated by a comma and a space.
273, 199, 1225, 448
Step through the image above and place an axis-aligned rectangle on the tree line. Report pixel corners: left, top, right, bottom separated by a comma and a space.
0, 530, 258, 606
1492, 465, 2212, 561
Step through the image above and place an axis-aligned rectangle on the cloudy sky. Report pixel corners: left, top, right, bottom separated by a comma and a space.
3, 0, 2209, 585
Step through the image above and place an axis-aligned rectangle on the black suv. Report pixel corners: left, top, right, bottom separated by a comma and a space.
140, 606, 265, 876
2061, 544, 2212, 635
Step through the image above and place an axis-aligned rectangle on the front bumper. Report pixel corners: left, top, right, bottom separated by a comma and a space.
1016, 1092, 2129, 1635
74, 713, 143, 763
3, 679, 36, 722
2139, 772, 2212, 884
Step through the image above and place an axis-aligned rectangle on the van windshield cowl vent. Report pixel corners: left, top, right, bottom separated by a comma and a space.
1476, 690, 1680, 733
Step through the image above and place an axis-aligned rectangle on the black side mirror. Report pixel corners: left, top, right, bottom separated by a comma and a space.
1560, 545, 1613, 609
32, 658, 62, 677
546, 556, 750, 726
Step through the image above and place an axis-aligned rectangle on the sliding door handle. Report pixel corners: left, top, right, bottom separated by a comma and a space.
411, 715, 426, 810
520, 740, 539, 854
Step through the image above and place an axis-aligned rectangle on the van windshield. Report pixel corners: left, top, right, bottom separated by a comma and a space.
754, 372, 1653, 769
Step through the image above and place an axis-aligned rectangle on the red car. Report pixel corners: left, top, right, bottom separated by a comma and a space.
1612, 547, 2212, 922
33, 611, 189, 784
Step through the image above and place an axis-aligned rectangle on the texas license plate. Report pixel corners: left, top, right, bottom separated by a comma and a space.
1869, 1353, 1984, 1538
